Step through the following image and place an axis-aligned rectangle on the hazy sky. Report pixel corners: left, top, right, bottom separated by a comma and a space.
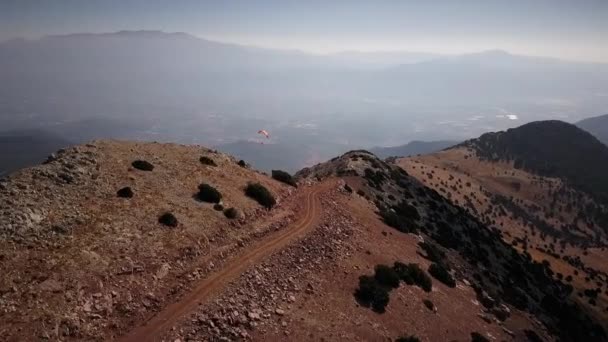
1, 0, 607, 62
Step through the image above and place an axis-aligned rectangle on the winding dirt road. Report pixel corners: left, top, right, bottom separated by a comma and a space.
120, 182, 328, 341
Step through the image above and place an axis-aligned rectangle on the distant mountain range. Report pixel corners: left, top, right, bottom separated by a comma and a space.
2, 30, 608, 175
577, 113, 608, 146
2, 30, 608, 132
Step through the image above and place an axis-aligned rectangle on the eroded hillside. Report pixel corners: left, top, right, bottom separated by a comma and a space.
397, 122, 608, 335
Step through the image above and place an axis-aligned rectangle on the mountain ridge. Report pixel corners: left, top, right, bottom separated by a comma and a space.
2, 140, 605, 340
397, 120, 608, 335
577, 113, 608, 146
458, 120, 608, 200
297, 149, 605, 341
7, 31, 607, 66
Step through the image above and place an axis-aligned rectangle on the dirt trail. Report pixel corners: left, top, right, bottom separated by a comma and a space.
120, 182, 331, 341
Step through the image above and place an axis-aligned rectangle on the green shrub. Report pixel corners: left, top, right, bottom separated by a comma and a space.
197, 183, 222, 203
117, 186, 134, 198
374, 264, 400, 288
393, 262, 414, 285
411, 265, 433, 292
380, 210, 417, 233
271, 170, 297, 187
395, 336, 421, 342
471, 332, 489, 342
392, 200, 420, 220
132, 160, 154, 171
364, 168, 387, 187
523, 330, 543, 342
158, 212, 178, 227
245, 182, 276, 208
419, 242, 446, 263
393, 262, 432, 292
423, 299, 434, 311
428, 263, 456, 288
381, 211, 404, 231
200, 156, 217, 166
354, 275, 390, 313
224, 207, 239, 219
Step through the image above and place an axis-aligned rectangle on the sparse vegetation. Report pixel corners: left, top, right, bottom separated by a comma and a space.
116, 186, 134, 198
158, 212, 178, 227
271, 170, 297, 187
213, 203, 224, 211
237, 159, 247, 167
423, 299, 435, 311
392, 200, 420, 220
470, 332, 489, 342
357, 189, 366, 197
374, 264, 400, 288
419, 241, 446, 264
132, 160, 154, 171
199, 156, 217, 166
393, 262, 432, 292
223, 207, 239, 219
356, 262, 430, 313
380, 210, 418, 233
395, 335, 421, 342
428, 263, 456, 288
364, 167, 387, 188
344, 183, 353, 193
302, 137, 606, 342
523, 330, 543, 342
461, 120, 608, 201
245, 182, 276, 208
197, 183, 222, 203
354, 275, 390, 313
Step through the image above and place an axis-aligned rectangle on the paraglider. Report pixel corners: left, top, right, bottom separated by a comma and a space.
257, 130, 270, 144
257, 130, 270, 139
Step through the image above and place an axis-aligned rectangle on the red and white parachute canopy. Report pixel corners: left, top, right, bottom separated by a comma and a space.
257, 130, 270, 139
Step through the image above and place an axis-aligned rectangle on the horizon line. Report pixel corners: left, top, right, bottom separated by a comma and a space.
2, 29, 606, 65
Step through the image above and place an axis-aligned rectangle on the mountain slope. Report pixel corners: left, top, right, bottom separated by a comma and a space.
459, 120, 608, 200
577, 114, 608, 146
369, 140, 458, 159
397, 121, 608, 333
4, 141, 605, 341
298, 150, 605, 341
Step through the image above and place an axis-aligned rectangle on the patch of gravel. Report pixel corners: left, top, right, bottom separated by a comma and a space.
0, 144, 100, 239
